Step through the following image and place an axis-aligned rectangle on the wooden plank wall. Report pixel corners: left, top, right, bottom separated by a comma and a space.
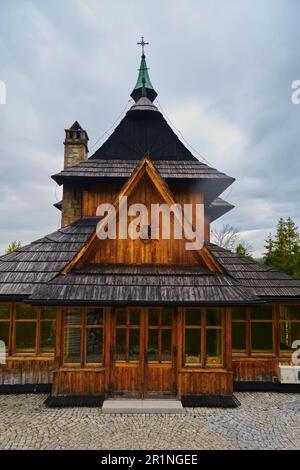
233, 358, 290, 382
0, 359, 56, 385
80, 175, 203, 266
52, 369, 105, 395
178, 371, 233, 396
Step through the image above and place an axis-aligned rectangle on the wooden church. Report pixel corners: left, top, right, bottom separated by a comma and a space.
0, 41, 300, 405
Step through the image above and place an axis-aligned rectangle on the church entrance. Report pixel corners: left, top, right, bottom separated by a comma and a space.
109, 307, 177, 397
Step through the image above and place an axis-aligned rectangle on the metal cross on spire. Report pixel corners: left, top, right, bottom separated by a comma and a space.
137, 36, 149, 56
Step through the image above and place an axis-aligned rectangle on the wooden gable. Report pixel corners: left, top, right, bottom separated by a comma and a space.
62, 157, 222, 273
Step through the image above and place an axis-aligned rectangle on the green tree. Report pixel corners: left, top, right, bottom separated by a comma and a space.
5, 241, 22, 254
264, 218, 300, 278
236, 242, 253, 259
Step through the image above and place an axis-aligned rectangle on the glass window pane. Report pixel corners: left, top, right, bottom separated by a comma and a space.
280, 305, 300, 321
161, 329, 172, 362
206, 309, 222, 326
41, 307, 56, 320
87, 308, 104, 325
116, 309, 127, 326
251, 306, 273, 320
251, 322, 273, 352
64, 308, 82, 325
0, 322, 9, 350
64, 328, 81, 363
206, 329, 223, 365
148, 329, 159, 362
185, 329, 201, 365
185, 309, 201, 326
16, 304, 36, 320
0, 305, 10, 320
280, 322, 300, 353
86, 328, 103, 364
15, 322, 36, 353
129, 329, 140, 361
116, 328, 126, 361
232, 322, 247, 353
232, 308, 247, 321
161, 309, 173, 326
130, 309, 140, 326
148, 309, 159, 326
40, 321, 56, 353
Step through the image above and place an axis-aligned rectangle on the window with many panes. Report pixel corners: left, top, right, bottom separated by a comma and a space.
63, 307, 104, 366
0, 304, 56, 355
14, 305, 56, 354
147, 308, 173, 363
279, 305, 300, 354
232, 305, 274, 356
115, 308, 140, 362
184, 308, 224, 367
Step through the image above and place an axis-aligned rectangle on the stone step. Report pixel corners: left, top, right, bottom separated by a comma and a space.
102, 398, 184, 414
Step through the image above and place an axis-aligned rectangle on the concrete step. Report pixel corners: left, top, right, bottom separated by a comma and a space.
102, 398, 184, 414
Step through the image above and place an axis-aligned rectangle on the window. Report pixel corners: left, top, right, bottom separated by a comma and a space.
115, 308, 140, 362
184, 309, 202, 365
14, 304, 56, 355
63, 307, 104, 366
184, 308, 224, 367
40, 307, 56, 353
147, 308, 173, 363
232, 308, 247, 354
232, 306, 274, 356
280, 305, 300, 354
0, 304, 11, 354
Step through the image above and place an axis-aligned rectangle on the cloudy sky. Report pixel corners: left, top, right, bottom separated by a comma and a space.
0, 0, 299, 257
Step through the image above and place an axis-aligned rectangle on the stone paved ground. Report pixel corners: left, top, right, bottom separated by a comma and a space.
0, 393, 299, 450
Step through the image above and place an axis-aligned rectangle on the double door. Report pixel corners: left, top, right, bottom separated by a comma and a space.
109, 307, 177, 397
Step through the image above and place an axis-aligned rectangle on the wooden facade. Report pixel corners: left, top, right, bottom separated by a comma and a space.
1, 302, 299, 397
1, 49, 300, 401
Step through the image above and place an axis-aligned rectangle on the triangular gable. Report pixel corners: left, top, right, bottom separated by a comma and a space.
62, 156, 223, 274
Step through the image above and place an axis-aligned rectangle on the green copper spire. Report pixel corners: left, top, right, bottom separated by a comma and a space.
131, 37, 158, 103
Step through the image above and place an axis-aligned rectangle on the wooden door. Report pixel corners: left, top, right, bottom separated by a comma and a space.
109, 307, 177, 397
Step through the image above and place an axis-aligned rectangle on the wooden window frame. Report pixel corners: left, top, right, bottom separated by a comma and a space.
0, 303, 12, 356
146, 307, 173, 364
232, 306, 276, 358
12, 304, 56, 357
183, 308, 225, 369
115, 307, 140, 363
62, 307, 105, 368
278, 304, 300, 358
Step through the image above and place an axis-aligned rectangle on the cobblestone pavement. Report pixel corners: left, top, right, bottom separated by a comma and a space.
0, 393, 299, 450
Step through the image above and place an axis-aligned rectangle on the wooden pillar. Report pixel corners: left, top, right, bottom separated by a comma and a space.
225, 307, 232, 371
55, 307, 63, 365
104, 306, 112, 395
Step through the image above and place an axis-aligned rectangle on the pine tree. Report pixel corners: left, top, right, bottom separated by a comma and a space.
5, 241, 22, 254
263, 218, 300, 278
236, 243, 253, 259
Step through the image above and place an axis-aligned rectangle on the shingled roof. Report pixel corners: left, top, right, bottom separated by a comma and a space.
29, 264, 257, 306
0, 218, 98, 299
0, 217, 299, 303
207, 243, 300, 299
52, 159, 234, 206
52, 159, 233, 182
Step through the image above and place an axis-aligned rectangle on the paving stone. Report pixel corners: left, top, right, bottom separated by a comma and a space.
0, 393, 299, 450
